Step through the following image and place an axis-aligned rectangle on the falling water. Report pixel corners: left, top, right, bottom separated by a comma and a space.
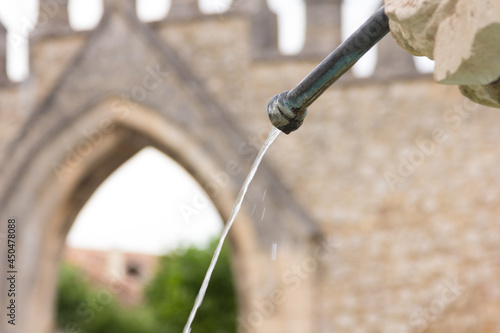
183, 127, 281, 333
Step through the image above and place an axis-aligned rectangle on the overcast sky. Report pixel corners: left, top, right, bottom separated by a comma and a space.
0, 0, 434, 255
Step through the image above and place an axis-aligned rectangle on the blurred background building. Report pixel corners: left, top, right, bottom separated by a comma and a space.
62, 247, 158, 306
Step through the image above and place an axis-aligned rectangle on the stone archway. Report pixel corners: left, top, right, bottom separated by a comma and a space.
0, 92, 322, 333
0, 2, 324, 332
13, 98, 266, 332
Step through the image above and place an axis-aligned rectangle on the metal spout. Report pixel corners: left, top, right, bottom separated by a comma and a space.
268, 6, 390, 134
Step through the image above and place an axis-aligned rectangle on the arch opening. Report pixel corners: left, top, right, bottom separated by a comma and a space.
10, 98, 264, 333
66, 146, 223, 255
57, 144, 240, 331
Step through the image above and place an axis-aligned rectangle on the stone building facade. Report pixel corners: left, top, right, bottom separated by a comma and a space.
1, 0, 500, 332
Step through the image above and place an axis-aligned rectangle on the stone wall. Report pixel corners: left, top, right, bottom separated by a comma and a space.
1, 1, 499, 332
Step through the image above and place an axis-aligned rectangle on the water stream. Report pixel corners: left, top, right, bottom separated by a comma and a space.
183, 127, 281, 333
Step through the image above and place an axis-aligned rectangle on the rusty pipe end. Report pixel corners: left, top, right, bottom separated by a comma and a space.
267, 91, 307, 134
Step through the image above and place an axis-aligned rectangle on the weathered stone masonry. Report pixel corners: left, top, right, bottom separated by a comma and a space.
1, 1, 500, 332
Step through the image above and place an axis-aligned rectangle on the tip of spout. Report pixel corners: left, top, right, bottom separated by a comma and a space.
267, 91, 307, 134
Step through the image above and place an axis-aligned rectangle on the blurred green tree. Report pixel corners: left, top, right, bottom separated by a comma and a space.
57, 263, 159, 333
144, 240, 237, 333
56, 239, 237, 332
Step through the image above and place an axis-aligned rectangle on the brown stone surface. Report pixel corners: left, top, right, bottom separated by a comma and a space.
0, 2, 499, 333
385, 0, 500, 107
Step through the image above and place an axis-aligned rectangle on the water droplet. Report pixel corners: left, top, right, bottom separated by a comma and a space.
250, 203, 257, 217
271, 242, 278, 261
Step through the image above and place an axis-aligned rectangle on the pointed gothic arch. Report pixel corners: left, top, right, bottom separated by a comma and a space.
0, 3, 322, 332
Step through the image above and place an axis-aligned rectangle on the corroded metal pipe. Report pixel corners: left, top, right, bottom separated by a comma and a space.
268, 6, 390, 134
